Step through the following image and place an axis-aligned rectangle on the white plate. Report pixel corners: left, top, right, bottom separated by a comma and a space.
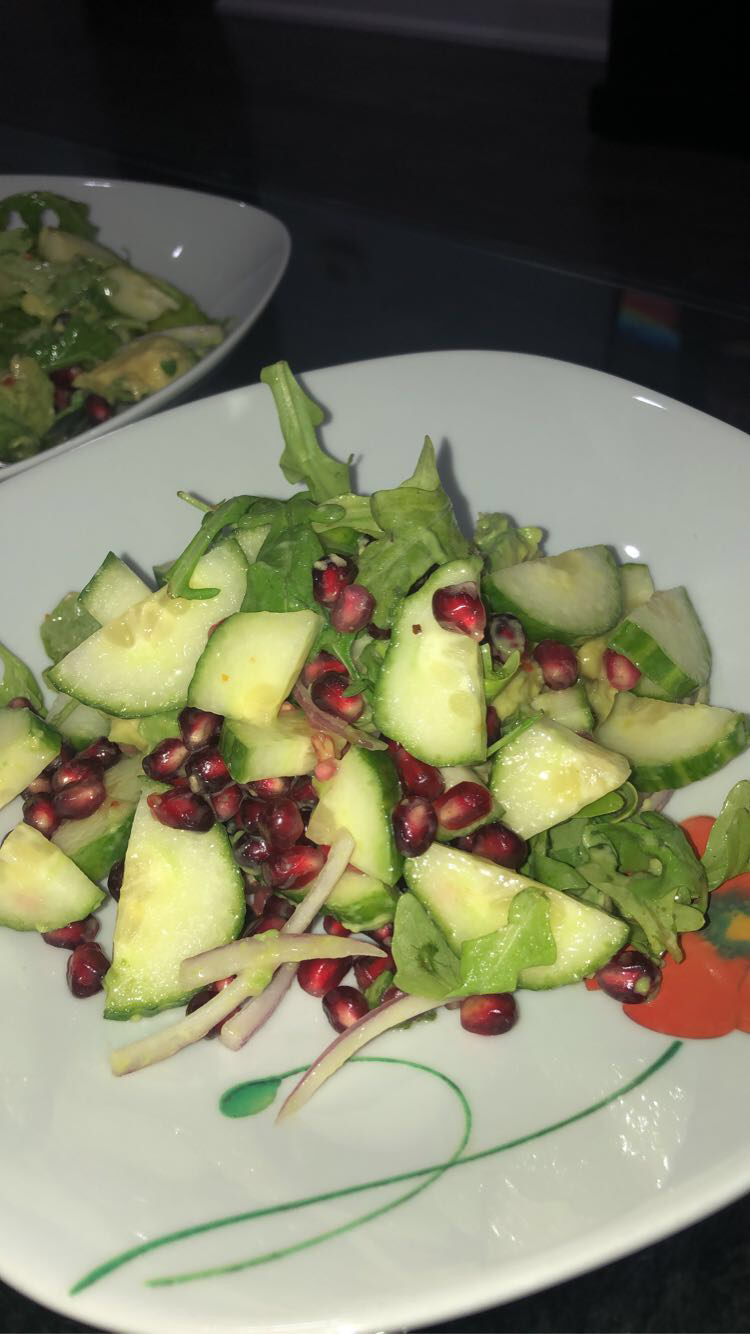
0, 175, 290, 479
0, 351, 748, 1334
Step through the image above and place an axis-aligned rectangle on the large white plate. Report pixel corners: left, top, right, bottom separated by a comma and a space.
0, 175, 290, 479
0, 351, 748, 1334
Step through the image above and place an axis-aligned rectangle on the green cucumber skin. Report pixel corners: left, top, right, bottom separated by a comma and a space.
482, 547, 622, 647
607, 620, 697, 700
626, 713, 750, 791
61, 816, 135, 884
0, 710, 62, 810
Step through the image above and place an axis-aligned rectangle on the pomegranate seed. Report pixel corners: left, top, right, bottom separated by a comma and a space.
389, 743, 444, 800
322, 985, 369, 1032
595, 949, 661, 1004
43, 915, 99, 949
312, 554, 358, 607
66, 942, 109, 997
354, 951, 394, 991
51, 757, 101, 793
84, 393, 113, 424
486, 705, 502, 747
467, 821, 527, 869
107, 858, 124, 900
264, 893, 294, 919
265, 843, 327, 890
297, 956, 352, 997
290, 775, 318, 809
380, 984, 403, 1004
247, 884, 272, 916
244, 912, 289, 935
330, 584, 376, 634
237, 796, 269, 832
310, 672, 364, 723
185, 981, 240, 1037
367, 923, 394, 946
266, 797, 304, 849
50, 365, 80, 389
460, 993, 518, 1036
301, 652, 349, 686
78, 736, 121, 769
53, 384, 71, 412
488, 614, 526, 663
7, 696, 32, 709
43, 743, 74, 776
22, 772, 53, 797
178, 707, 223, 751
211, 783, 243, 823
603, 649, 642, 691
186, 747, 230, 794
314, 759, 338, 782
23, 794, 60, 837
324, 914, 351, 936
392, 796, 438, 856
146, 790, 214, 832
234, 832, 273, 867
533, 640, 578, 690
54, 775, 106, 820
432, 583, 486, 640
367, 622, 391, 640
142, 737, 188, 781
433, 781, 492, 832
246, 776, 291, 800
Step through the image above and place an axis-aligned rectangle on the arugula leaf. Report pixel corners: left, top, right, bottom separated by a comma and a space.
392, 894, 462, 999
0, 643, 45, 713
167, 495, 253, 600
701, 781, 750, 890
0, 192, 97, 240
40, 591, 99, 663
261, 361, 350, 502
459, 890, 556, 994
19, 313, 122, 373
474, 513, 543, 572
242, 496, 325, 614
481, 644, 520, 701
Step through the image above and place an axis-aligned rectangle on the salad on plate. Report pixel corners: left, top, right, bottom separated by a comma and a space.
0, 190, 223, 464
0, 360, 749, 1116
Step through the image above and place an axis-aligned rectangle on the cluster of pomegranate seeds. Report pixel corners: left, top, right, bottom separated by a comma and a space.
312, 554, 357, 606
488, 614, 526, 663
24, 738, 121, 835
311, 552, 375, 634
532, 640, 578, 690
595, 948, 661, 1003
66, 941, 110, 998
603, 648, 641, 691
432, 583, 487, 640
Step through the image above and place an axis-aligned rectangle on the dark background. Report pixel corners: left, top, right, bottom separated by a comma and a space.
1, 1, 749, 1330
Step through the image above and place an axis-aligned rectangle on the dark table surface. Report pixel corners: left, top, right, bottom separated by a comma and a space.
1, 9, 749, 1333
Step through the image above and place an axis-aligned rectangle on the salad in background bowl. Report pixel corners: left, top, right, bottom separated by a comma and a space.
0, 176, 290, 479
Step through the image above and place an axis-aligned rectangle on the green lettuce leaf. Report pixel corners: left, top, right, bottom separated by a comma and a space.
19, 313, 122, 373
166, 496, 253, 600
474, 513, 543, 573
40, 591, 99, 663
0, 192, 97, 240
260, 361, 350, 503
459, 889, 556, 994
701, 781, 750, 890
481, 644, 520, 701
0, 643, 45, 713
392, 894, 462, 999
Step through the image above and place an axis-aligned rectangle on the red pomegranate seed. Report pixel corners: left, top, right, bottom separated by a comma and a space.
380, 984, 403, 1005
390, 744, 444, 801
432, 583, 486, 640
245, 912, 289, 935
234, 832, 273, 867
310, 672, 364, 723
324, 914, 351, 936
54, 775, 106, 820
142, 737, 188, 781
488, 614, 526, 663
433, 781, 492, 832
264, 893, 294, 919
297, 956, 352, 997
211, 783, 243, 823
467, 821, 527, 869
246, 776, 291, 800
78, 736, 121, 769
532, 640, 578, 690
146, 790, 214, 832
84, 393, 113, 424
354, 951, 394, 991
237, 796, 269, 832
301, 652, 349, 686
51, 757, 101, 793
7, 695, 32, 709
330, 584, 376, 633
23, 794, 60, 837
185, 982, 240, 1037
43, 915, 99, 949
595, 949, 661, 1003
22, 772, 53, 797
603, 649, 642, 691
460, 993, 518, 1036
266, 797, 304, 849
392, 795, 438, 856
53, 384, 71, 412
186, 747, 230, 794
43, 743, 74, 776
367, 923, 394, 946
290, 774, 318, 809
50, 365, 81, 389
322, 985, 369, 1032
178, 707, 223, 752
486, 705, 502, 747
66, 942, 109, 997
265, 843, 327, 890
314, 759, 338, 782
107, 858, 124, 900
312, 554, 357, 607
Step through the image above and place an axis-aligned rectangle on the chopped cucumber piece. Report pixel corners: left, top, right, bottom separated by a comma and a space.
620, 563, 655, 614
78, 552, 151, 625
373, 558, 486, 766
234, 526, 271, 565
490, 717, 630, 837
404, 843, 627, 989
52, 755, 141, 882
220, 712, 316, 783
284, 867, 397, 930
607, 587, 710, 701
0, 707, 60, 810
530, 683, 594, 732
188, 609, 321, 724
108, 712, 181, 752
0, 823, 104, 931
596, 694, 750, 790
483, 545, 622, 645
307, 747, 402, 885
46, 694, 110, 750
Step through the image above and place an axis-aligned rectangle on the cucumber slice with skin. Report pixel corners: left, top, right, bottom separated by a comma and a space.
188, 610, 321, 725
620, 563, 655, 614
234, 526, 271, 565
490, 718, 630, 838
307, 747, 403, 885
46, 694, 110, 751
373, 557, 486, 766
0, 823, 105, 931
104, 784, 245, 1018
78, 552, 151, 624
0, 707, 61, 810
607, 587, 710, 701
220, 712, 316, 783
52, 755, 141, 882
108, 712, 181, 753
483, 545, 622, 646
404, 843, 627, 989
596, 693, 750, 791
283, 868, 397, 930
530, 683, 594, 732
48, 539, 247, 718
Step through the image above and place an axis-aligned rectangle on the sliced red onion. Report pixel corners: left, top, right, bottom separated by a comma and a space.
640, 789, 674, 813
293, 682, 386, 751
109, 971, 257, 1077
277, 993, 444, 1121
180, 932, 382, 990
220, 962, 297, 1050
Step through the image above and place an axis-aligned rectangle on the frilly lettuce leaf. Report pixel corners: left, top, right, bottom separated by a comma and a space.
474, 512, 543, 572
701, 781, 750, 890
